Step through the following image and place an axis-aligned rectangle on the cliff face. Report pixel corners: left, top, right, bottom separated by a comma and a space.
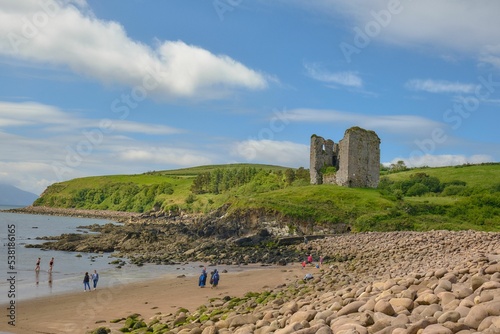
24, 205, 350, 266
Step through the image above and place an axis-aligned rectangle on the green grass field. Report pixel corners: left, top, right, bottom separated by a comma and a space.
383, 163, 500, 188
34, 163, 500, 232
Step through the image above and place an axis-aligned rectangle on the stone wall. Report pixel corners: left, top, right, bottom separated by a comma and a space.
309, 135, 336, 185
309, 127, 381, 188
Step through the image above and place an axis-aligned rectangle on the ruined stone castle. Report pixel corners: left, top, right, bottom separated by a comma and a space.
310, 127, 381, 188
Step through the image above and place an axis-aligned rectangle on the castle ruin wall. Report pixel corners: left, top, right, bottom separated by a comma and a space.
310, 127, 380, 188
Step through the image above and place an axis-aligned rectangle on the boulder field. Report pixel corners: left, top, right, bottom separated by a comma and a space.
93, 230, 500, 334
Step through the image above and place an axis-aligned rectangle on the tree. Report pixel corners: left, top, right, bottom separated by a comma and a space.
284, 168, 296, 186
390, 160, 407, 172
295, 167, 310, 182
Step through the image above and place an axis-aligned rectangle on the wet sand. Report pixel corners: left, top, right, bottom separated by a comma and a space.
0, 266, 304, 334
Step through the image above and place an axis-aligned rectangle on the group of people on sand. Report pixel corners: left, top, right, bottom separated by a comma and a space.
35, 257, 100, 291
35, 257, 55, 273
83, 270, 99, 291
301, 254, 324, 269
198, 267, 220, 288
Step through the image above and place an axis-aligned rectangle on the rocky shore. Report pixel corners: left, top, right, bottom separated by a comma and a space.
5, 206, 500, 333
18, 206, 312, 266
92, 230, 500, 334
4, 205, 140, 221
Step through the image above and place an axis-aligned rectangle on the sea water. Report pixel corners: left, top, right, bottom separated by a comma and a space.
0, 207, 259, 303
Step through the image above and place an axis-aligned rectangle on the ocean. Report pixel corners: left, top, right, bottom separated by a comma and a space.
0, 206, 241, 303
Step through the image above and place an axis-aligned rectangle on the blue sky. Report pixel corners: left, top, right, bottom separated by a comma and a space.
1, 0, 499, 195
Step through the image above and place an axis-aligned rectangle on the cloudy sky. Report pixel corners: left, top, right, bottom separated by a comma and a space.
1, 0, 499, 195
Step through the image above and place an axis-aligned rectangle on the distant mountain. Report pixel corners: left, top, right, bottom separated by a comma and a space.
0, 184, 39, 206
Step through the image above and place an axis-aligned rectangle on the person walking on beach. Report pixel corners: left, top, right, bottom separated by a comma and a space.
83, 272, 91, 291
202, 267, 208, 286
211, 269, 219, 288
35, 257, 41, 272
307, 254, 313, 265
91, 270, 99, 290
198, 267, 207, 288
48, 257, 54, 273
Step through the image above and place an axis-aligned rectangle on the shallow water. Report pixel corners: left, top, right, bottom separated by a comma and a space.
0, 207, 267, 302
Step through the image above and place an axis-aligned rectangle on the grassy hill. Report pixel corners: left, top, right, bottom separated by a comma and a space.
34, 163, 500, 232
382, 163, 499, 188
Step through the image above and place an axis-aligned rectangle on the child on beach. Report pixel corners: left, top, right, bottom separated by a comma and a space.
301, 261, 306, 269
35, 257, 41, 272
83, 272, 91, 291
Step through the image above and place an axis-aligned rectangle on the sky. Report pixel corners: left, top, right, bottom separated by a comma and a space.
1, 0, 499, 195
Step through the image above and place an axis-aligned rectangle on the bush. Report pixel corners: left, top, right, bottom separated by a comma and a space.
406, 183, 429, 196
393, 189, 404, 200
442, 185, 466, 196
185, 194, 197, 204
321, 166, 337, 175
410, 173, 441, 193
490, 183, 500, 193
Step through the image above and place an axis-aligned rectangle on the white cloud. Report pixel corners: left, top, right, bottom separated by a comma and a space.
0, 161, 55, 195
288, 0, 500, 68
89, 120, 182, 136
282, 108, 442, 135
405, 79, 477, 94
0, 101, 183, 135
0, 0, 268, 99
387, 154, 493, 168
0, 129, 215, 194
231, 139, 309, 167
117, 147, 212, 166
482, 98, 500, 106
0, 101, 74, 126
304, 62, 362, 87
0, 101, 192, 194
479, 44, 500, 69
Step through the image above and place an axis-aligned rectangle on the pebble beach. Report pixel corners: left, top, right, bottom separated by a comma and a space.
3, 229, 499, 334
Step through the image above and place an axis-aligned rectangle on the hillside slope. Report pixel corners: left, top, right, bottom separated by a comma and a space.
33, 163, 500, 232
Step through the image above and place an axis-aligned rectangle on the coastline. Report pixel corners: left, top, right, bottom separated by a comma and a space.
1, 229, 499, 333
2, 205, 140, 222
0, 265, 304, 334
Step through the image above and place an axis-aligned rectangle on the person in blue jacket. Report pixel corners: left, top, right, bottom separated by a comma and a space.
198, 267, 207, 288
211, 269, 220, 288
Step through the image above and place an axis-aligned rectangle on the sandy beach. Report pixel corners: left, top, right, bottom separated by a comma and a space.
1, 266, 304, 334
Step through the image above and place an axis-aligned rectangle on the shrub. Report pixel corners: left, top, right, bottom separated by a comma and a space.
406, 183, 429, 196
321, 166, 337, 175
441, 185, 466, 196
185, 194, 197, 204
